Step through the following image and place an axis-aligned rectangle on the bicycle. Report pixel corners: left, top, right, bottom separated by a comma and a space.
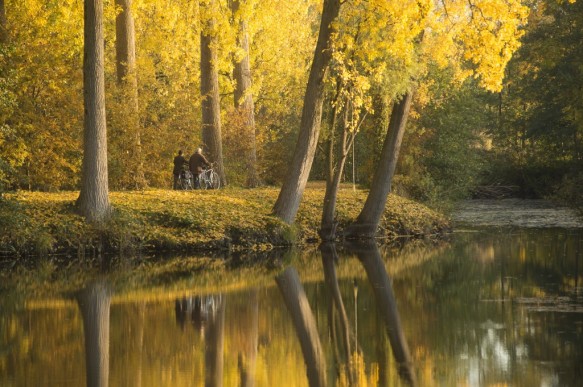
198, 167, 220, 190
176, 170, 194, 190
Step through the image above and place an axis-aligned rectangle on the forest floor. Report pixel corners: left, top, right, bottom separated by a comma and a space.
0, 186, 450, 258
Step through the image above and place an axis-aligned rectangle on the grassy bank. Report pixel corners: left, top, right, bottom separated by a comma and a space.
0, 186, 450, 257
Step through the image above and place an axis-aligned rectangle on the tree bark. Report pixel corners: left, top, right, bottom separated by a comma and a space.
276, 267, 327, 387
344, 92, 413, 238
320, 101, 354, 240
200, 2, 227, 187
272, 0, 341, 224
77, 282, 111, 387
77, 0, 110, 223
351, 241, 417, 386
115, 0, 145, 189
231, 0, 260, 188
0, 0, 7, 43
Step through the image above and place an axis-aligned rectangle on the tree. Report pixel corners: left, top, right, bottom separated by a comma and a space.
345, 93, 413, 238
77, 0, 110, 222
230, 0, 260, 188
115, 0, 145, 189
0, 0, 6, 43
200, 0, 227, 187
272, 0, 341, 224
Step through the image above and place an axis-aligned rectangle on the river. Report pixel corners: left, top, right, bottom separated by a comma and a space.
0, 200, 582, 386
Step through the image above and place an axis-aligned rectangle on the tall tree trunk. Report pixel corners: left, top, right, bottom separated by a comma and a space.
351, 241, 417, 386
77, 0, 110, 223
0, 0, 7, 43
344, 92, 413, 238
115, 0, 145, 189
272, 0, 341, 224
276, 267, 327, 387
320, 101, 358, 240
77, 282, 111, 387
230, 0, 260, 188
200, 2, 227, 187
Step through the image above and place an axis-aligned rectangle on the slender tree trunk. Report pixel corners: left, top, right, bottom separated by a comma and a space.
231, 0, 260, 188
115, 0, 145, 189
276, 267, 327, 387
200, 2, 227, 187
77, 0, 110, 223
351, 241, 417, 386
0, 0, 7, 43
320, 104, 353, 240
272, 0, 341, 224
344, 92, 413, 238
77, 282, 111, 387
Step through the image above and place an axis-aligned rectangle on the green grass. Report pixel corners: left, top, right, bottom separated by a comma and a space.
0, 186, 450, 256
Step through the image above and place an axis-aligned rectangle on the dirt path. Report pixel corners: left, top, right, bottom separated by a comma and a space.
452, 199, 583, 228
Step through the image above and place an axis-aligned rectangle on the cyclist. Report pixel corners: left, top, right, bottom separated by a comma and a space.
172, 150, 188, 189
189, 147, 211, 189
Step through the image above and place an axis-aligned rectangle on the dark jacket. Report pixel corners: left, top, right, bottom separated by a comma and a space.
173, 154, 187, 175
189, 152, 210, 174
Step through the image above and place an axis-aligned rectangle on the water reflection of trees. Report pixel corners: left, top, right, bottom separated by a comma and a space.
277, 241, 418, 386
76, 281, 111, 387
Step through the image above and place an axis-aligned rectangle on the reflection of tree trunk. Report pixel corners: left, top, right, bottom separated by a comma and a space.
238, 290, 259, 387
320, 243, 353, 383
121, 303, 145, 387
345, 93, 412, 238
205, 297, 225, 387
77, 282, 111, 387
351, 241, 417, 386
276, 267, 327, 387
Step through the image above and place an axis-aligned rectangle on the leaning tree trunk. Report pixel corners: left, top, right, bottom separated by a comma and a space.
352, 241, 417, 386
231, 0, 260, 188
77, 0, 110, 223
276, 267, 327, 387
115, 0, 145, 189
77, 282, 111, 387
200, 2, 227, 187
272, 0, 341, 224
344, 92, 413, 238
0, 0, 7, 43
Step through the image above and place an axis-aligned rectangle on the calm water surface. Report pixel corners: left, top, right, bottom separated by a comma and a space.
1, 228, 582, 386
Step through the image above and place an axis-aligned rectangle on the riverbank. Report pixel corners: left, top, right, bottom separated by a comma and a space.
0, 187, 450, 257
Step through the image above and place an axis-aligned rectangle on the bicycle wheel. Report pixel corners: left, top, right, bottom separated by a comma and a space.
209, 170, 220, 189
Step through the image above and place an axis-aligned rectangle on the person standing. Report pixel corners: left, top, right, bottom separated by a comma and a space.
189, 148, 211, 188
173, 150, 187, 189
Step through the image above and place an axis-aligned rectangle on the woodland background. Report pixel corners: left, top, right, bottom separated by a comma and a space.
0, 0, 581, 209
